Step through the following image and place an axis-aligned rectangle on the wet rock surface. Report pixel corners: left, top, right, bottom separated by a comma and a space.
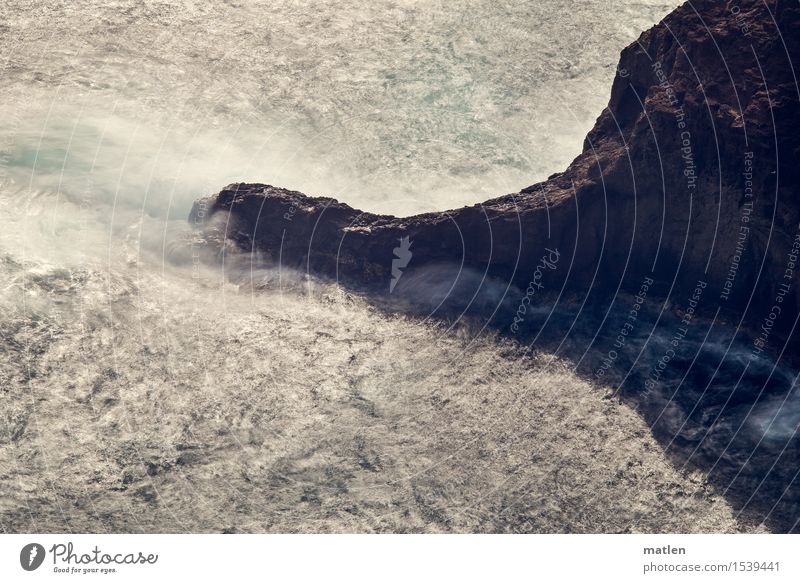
192, 0, 800, 532
194, 0, 800, 344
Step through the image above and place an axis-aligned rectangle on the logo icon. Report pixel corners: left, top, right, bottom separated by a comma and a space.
389, 236, 413, 293
20, 543, 46, 571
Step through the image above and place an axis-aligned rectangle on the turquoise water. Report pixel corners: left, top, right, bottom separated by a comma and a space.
0, 0, 678, 216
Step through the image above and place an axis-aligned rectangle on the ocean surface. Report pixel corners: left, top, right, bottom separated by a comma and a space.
3, 0, 796, 533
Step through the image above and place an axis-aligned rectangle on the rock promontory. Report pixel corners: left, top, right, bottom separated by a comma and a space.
191, 0, 800, 350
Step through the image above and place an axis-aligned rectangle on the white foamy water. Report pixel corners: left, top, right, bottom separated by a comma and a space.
1, 1, 761, 533
1, 0, 678, 215
0, 195, 747, 532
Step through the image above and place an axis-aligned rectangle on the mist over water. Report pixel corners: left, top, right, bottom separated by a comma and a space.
3, 0, 797, 533
1, 0, 679, 215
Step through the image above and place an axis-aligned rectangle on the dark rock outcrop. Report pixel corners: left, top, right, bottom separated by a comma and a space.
193, 0, 800, 347
191, 0, 800, 531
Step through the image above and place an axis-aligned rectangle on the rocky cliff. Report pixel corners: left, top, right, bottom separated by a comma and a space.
188, 0, 800, 532
191, 0, 800, 352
